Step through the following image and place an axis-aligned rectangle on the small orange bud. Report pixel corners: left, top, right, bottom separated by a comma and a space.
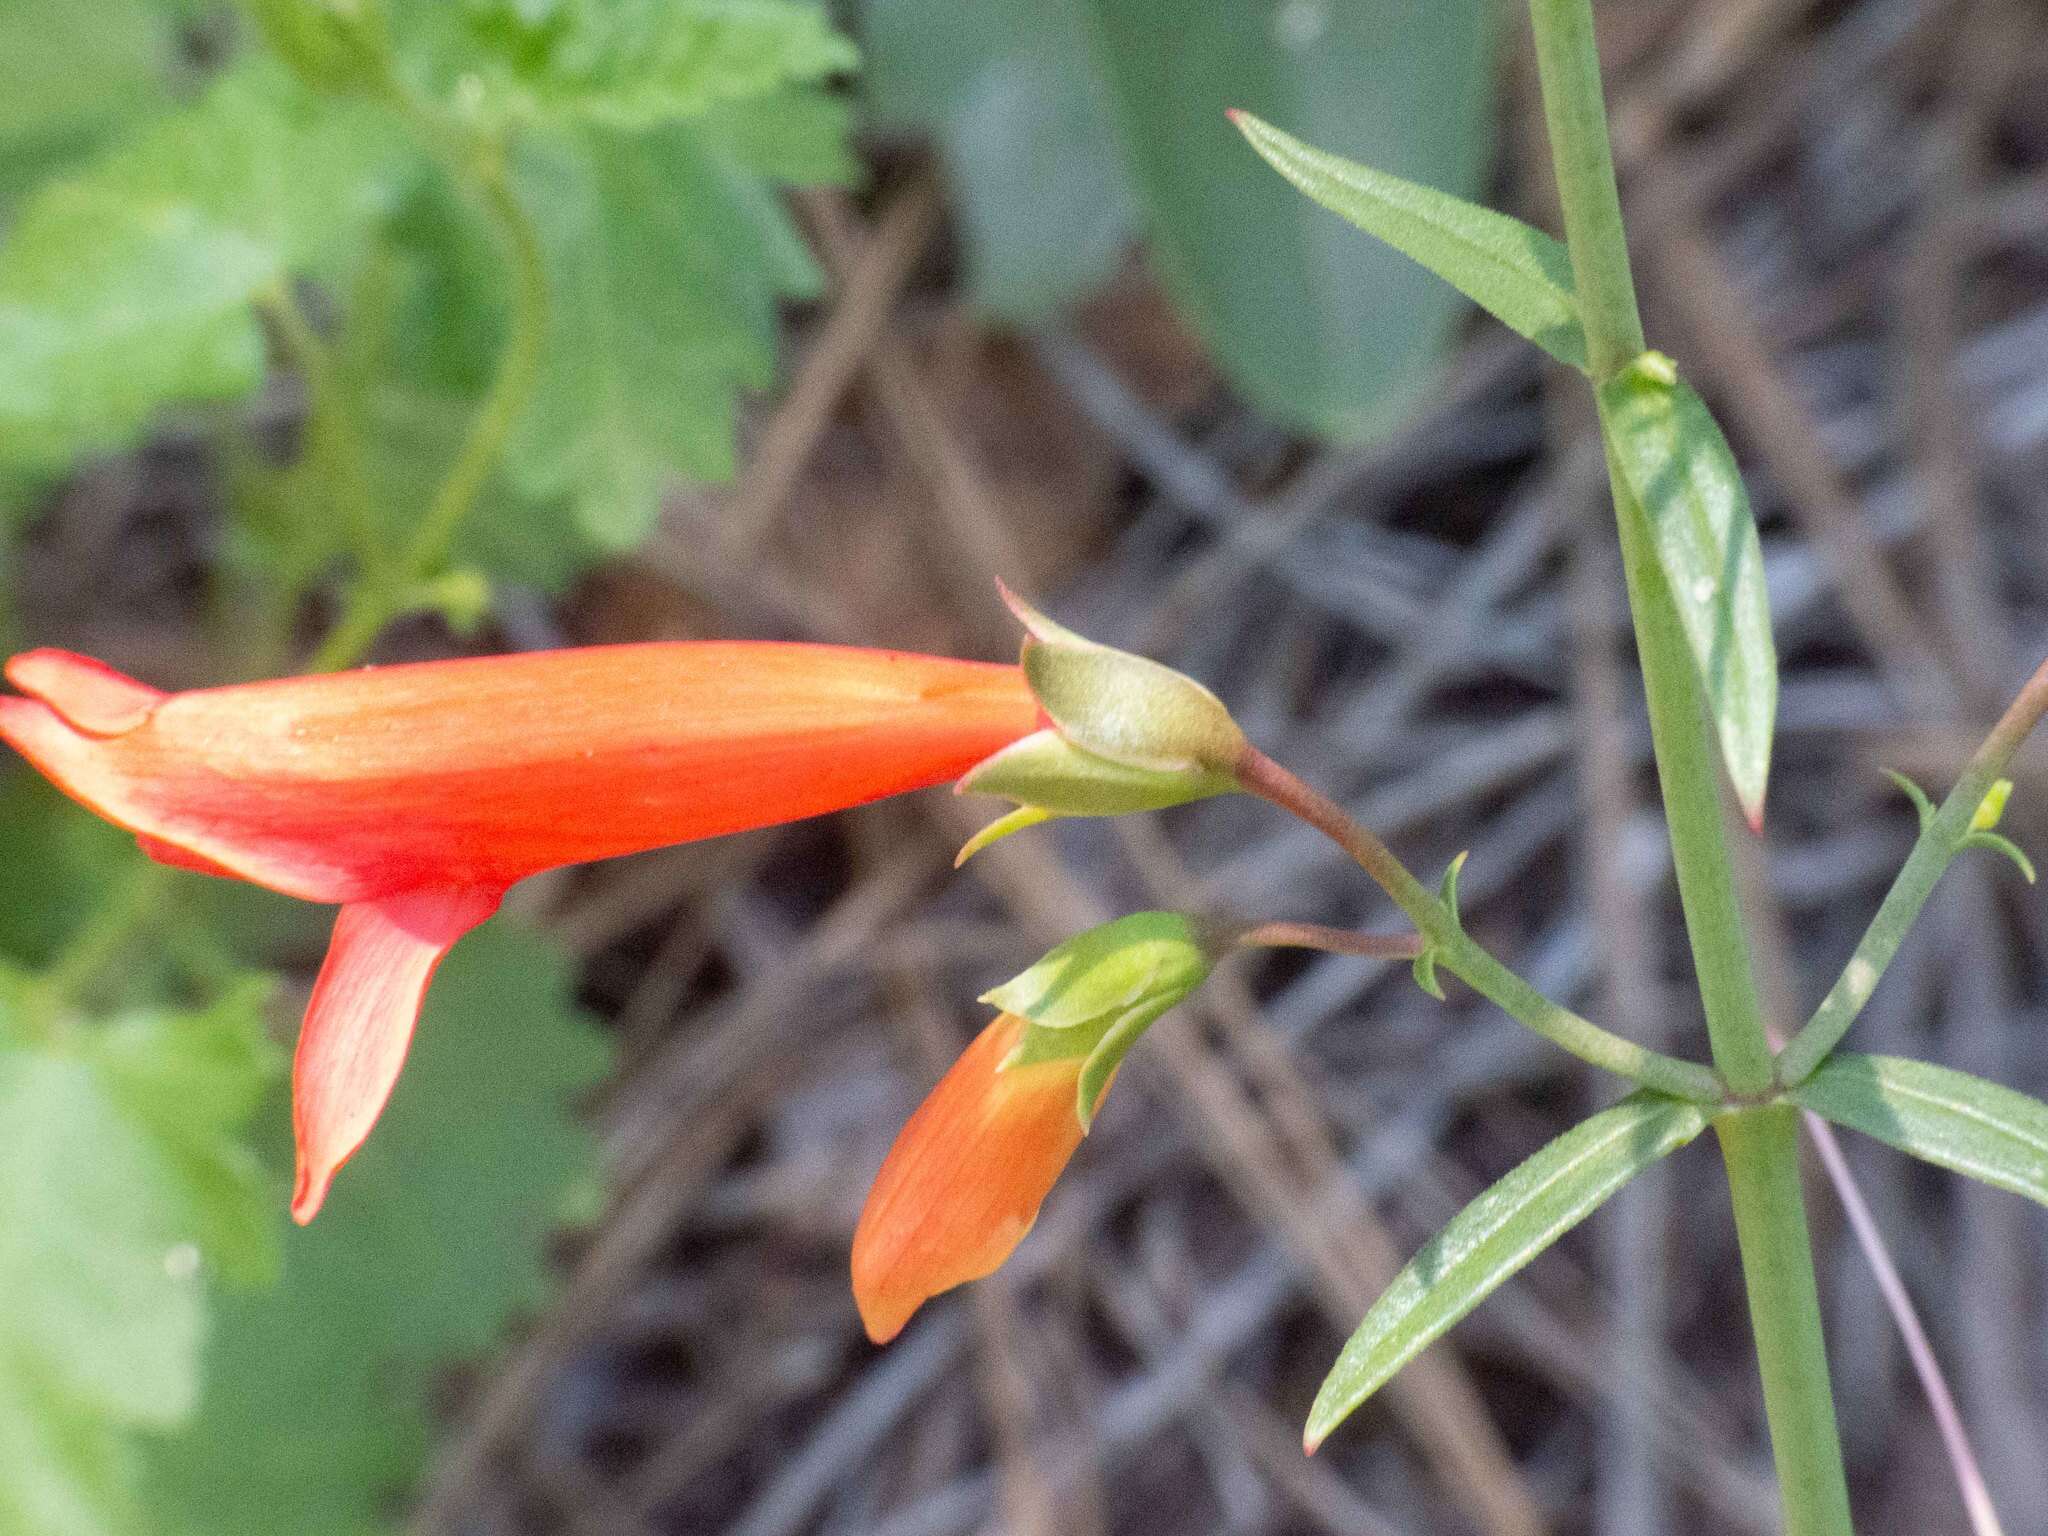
851, 1013, 1102, 1344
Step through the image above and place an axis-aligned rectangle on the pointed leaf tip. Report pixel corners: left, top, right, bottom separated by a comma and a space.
1305, 1092, 1708, 1446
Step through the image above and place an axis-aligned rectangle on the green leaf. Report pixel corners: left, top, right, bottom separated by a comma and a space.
863, 0, 1138, 319
0, 63, 414, 474
1080, 0, 1502, 439
0, 0, 188, 203
0, 1376, 138, 1536
145, 918, 611, 1536
1306, 1091, 1709, 1450
503, 115, 839, 557
1791, 1053, 2048, 1209
0, 981, 279, 1536
428, 0, 856, 130
1599, 359, 1778, 826
1229, 111, 1585, 371
0, 770, 135, 968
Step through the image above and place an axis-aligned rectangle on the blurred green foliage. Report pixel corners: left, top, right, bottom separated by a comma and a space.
0, 975, 277, 1536
0, 0, 855, 596
145, 919, 609, 1536
862, 0, 1503, 438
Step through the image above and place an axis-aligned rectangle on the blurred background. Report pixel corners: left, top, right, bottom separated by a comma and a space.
2, 0, 2047, 1532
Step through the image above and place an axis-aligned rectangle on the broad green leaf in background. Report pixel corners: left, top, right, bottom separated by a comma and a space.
1792, 1052, 2048, 1209
0, 771, 135, 968
1228, 110, 1588, 372
863, 0, 1139, 320
1305, 1091, 1710, 1450
1082, 0, 1501, 439
1599, 362, 1778, 827
0, 977, 279, 1536
412, 0, 856, 130
0, 0, 191, 205
147, 919, 612, 1536
502, 109, 846, 562
0, 63, 415, 476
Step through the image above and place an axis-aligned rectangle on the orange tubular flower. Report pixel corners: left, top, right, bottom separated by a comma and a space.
852, 1012, 1107, 1344
0, 643, 1039, 1222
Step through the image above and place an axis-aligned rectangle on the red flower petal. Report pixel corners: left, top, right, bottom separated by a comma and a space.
291, 886, 503, 1224
2, 644, 1040, 903
851, 1014, 1102, 1344
5, 648, 165, 735
3, 642, 1042, 1220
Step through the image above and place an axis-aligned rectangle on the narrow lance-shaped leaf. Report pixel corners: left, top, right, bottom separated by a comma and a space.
1792, 1052, 2048, 1209
1306, 1091, 1710, 1450
1599, 357, 1778, 828
1229, 110, 1586, 372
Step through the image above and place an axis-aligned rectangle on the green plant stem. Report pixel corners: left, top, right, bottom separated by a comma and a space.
1526, 0, 1642, 379
1529, 0, 1853, 1527
308, 117, 547, 674
262, 283, 392, 593
399, 166, 547, 581
1236, 748, 1722, 1102
1531, 0, 1771, 1096
1778, 652, 2048, 1084
1717, 1108, 1856, 1536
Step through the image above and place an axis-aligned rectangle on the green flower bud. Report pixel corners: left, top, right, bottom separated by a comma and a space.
983, 912, 1216, 1127
1002, 583, 1246, 776
955, 586, 1246, 862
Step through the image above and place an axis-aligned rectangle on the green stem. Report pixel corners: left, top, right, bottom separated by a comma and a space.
1528, 1, 1851, 1528
1531, 0, 1771, 1095
1778, 652, 2048, 1084
1527, 0, 1643, 380
1717, 1108, 1856, 1535
1236, 749, 1723, 1103
262, 283, 392, 592
398, 165, 547, 581
308, 115, 547, 674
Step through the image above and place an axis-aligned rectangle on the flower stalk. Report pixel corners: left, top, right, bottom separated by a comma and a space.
1235, 746, 1723, 1104
1778, 652, 2048, 1085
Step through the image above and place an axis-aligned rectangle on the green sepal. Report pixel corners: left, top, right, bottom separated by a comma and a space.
983, 912, 1213, 1031
1882, 768, 1937, 831
958, 729, 1234, 818
1000, 582, 1246, 776
954, 805, 1057, 867
987, 912, 1215, 1129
